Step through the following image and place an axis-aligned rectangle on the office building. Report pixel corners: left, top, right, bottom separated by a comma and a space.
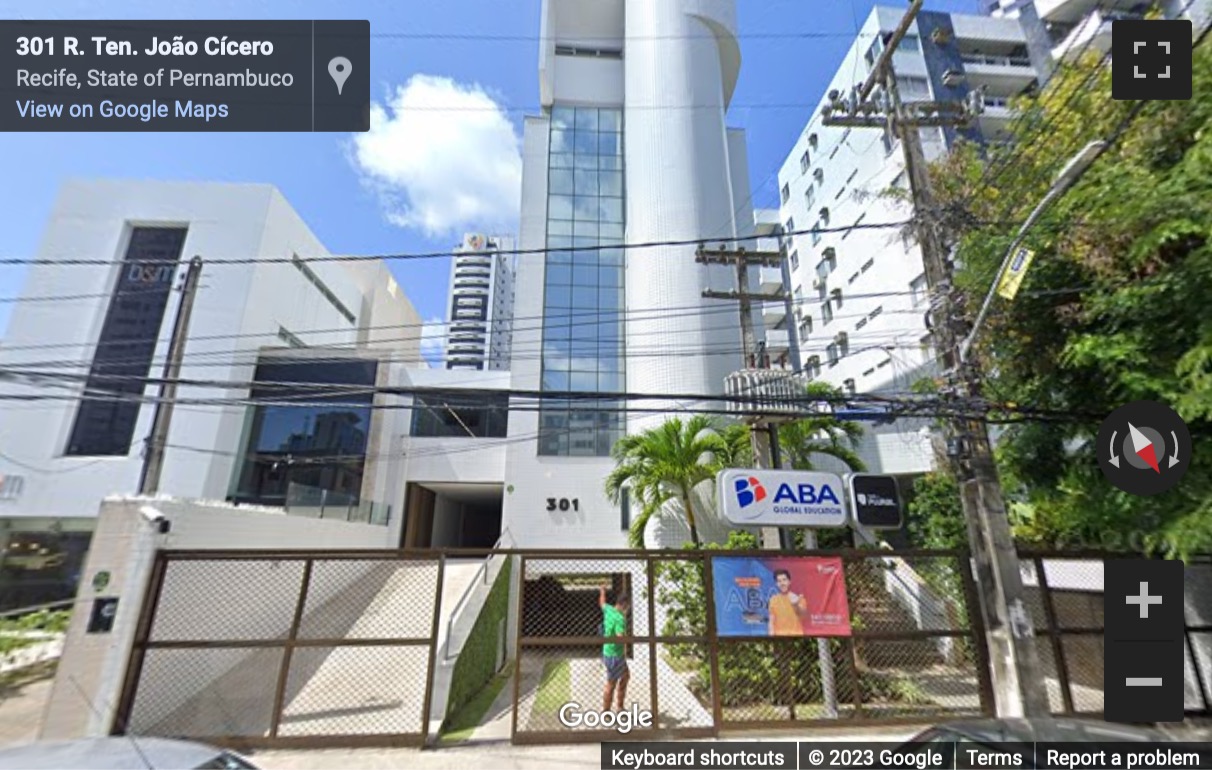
0, 180, 420, 608
445, 233, 516, 371
774, 6, 1044, 474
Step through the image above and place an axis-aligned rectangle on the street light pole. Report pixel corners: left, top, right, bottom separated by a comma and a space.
960, 140, 1106, 361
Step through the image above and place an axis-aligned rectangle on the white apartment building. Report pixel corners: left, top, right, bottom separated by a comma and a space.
774, 6, 1041, 474
445, 233, 516, 372
0, 180, 420, 608
986, 0, 1212, 61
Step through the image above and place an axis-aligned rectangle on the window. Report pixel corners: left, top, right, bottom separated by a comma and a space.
555, 45, 623, 59
806, 356, 822, 379
848, 272, 860, 285
781, 183, 790, 204
292, 255, 356, 324
808, 132, 819, 150
790, 250, 799, 270
897, 75, 930, 98
878, 357, 892, 368
870, 305, 884, 319
892, 171, 907, 188
836, 332, 849, 355
863, 367, 876, 377
830, 288, 843, 309
826, 343, 840, 366
821, 248, 837, 274
843, 378, 856, 395
66, 227, 188, 457
799, 315, 813, 338
881, 124, 896, 154
822, 302, 834, 325
856, 317, 868, 330
800, 151, 810, 173
620, 488, 631, 531
910, 274, 928, 306
898, 33, 921, 52
920, 334, 934, 358
786, 217, 796, 234
819, 207, 830, 226
804, 185, 815, 208
861, 258, 874, 273
411, 393, 509, 438
811, 223, 821, 246
813, 168, 824, 184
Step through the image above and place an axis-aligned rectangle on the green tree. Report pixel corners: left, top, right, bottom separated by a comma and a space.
605, 415, 736, 547
927, 40, 1212, 557
777, 383, 867, 473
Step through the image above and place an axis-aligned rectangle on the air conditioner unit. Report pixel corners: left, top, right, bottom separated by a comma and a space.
942, 69, 965, 87
835, 331, 849, 346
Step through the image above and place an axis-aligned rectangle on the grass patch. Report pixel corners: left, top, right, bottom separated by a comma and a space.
440, 668, 511, 744
532, 660, 570, 716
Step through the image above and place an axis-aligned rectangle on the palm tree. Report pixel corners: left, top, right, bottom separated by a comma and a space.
777, 382, 867, 472
605, 415, 732, 548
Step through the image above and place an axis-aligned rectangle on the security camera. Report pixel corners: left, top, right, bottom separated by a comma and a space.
139, 505, 171, 535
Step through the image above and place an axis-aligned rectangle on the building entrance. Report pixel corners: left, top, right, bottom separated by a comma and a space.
401, 483, 503, 549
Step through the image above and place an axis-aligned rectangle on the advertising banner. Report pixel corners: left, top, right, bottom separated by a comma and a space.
711, 555, 852, 637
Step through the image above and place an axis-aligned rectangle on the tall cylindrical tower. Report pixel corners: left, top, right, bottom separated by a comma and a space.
624, 0, 745, 416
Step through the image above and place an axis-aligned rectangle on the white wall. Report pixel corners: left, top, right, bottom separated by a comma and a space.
40, 496, 391, 741
0, 181, 409, 521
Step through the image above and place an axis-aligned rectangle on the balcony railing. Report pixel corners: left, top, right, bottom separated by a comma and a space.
961, 53, 1032, 67
284, 483, 391, 526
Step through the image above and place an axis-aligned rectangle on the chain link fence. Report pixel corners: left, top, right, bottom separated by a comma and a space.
115, 552, 443, 750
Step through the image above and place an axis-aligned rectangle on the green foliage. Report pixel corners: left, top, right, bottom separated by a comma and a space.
606, 415, 738, 546
927, 39, 1212, 558
906, 473, 967, 550
443, 557, 513, 725
0, 610, 71, 656
777, 382, 867, 473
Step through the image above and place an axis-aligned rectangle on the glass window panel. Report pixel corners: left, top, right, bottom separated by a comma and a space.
570, 337, 596, 358
573, 220, 600, 239
573, 263, 598, 285
574, 130, 598, 155
574, 168, 600, 196
599, 155, 623, 171
574, 196, 599, 221
551, 152, 575, 169
571, 371, 597, 390
600, 247, 624, 267
599, 109, 622, 132
543, 371, 570, 391
599, 370, 623, 392
572, 284, 597, 308
550, 128, 573, 153
544, 348, 571, 370
598, 132, 621, 157
547, 235, 573, 250
599, 285, 622, 308
545, 283, 573, 308
549, 195, 574, 220
600, 171, 624, 197
551, 106, 575, 130
548, 220, 573, 237
573, 236, 598, 250
598, 265, 621, 286
547, 262, 572, 285
575, 153, 598, 169
547, 251, 573, 268
574, 107, 599, 131
597, 430, 618, 457
545, 323, 571, 342
549, 168, 575, 196
599, 198, 624, 223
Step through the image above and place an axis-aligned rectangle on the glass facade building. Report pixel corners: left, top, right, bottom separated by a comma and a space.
538, 105, 626, 457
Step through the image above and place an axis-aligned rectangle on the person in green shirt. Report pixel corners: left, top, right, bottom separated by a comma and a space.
599, 585, 631, 712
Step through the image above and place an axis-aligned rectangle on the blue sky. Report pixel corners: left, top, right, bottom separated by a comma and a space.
0, 0, 981, 358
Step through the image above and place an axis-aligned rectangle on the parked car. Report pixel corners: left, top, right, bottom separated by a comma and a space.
0, 737, 260, 769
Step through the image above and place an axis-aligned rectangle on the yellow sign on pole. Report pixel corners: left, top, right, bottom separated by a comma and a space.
996, 247, 1035, 301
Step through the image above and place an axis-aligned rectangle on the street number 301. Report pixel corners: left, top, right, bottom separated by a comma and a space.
546, 497, 580, 512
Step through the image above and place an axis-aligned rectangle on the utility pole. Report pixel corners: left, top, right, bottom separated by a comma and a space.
138, 256, 204, 496
823, 3, 1049, 718
697, 242, 786, 547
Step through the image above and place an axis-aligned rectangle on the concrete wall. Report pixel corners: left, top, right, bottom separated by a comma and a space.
40, 496, 390, 741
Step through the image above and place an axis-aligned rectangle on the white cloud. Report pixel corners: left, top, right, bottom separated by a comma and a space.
420, 317, 447, 368
350, 74, 522, 237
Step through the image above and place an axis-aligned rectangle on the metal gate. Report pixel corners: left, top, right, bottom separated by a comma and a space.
511, 548, 994, 744
113, 550, 445, 750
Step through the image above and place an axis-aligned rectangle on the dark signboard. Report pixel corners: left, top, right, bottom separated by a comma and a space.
66, 227, 188, 456
86, 597, 119, 634
848, 474, 904, 530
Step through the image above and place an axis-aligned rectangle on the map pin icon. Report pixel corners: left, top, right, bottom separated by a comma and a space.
328, 56, 352, 96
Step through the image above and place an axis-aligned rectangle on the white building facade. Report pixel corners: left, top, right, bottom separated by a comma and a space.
445, 233, 516, 372
0, 180, 419, 607
773, 7, 1045, 475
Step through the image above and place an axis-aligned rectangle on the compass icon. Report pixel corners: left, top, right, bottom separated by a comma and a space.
1098, 400, 1191, 496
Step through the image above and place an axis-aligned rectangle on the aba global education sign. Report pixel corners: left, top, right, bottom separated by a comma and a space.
717, 468, 848, 528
